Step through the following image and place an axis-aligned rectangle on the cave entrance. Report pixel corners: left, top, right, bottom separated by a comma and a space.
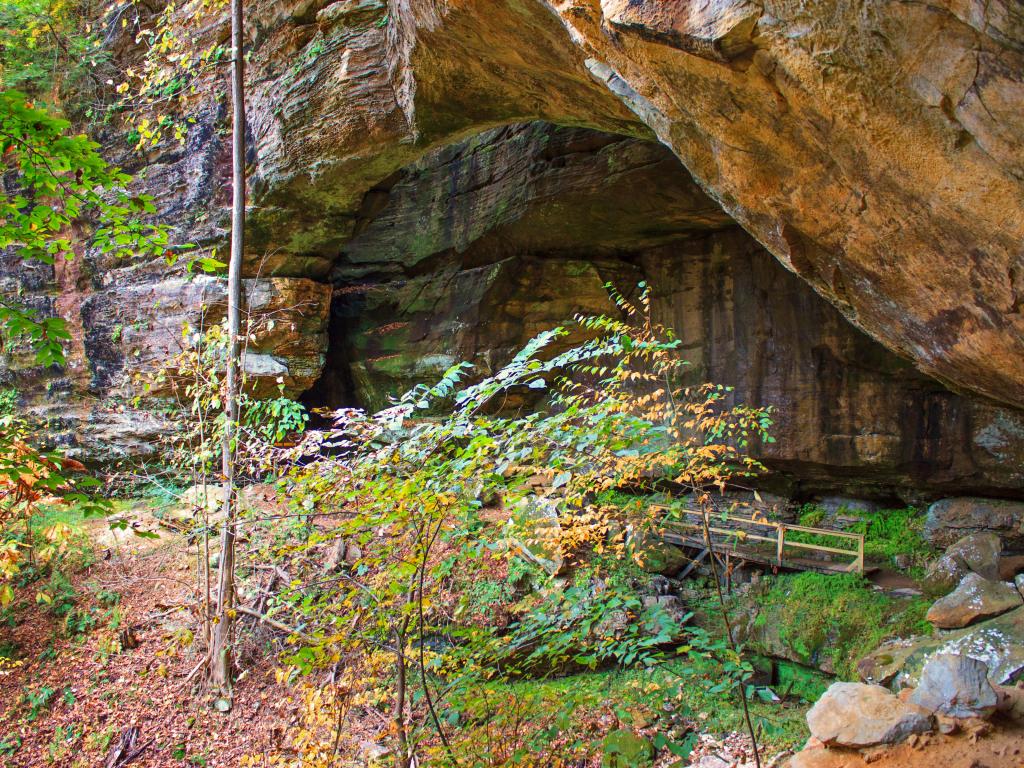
300, 121, 736, 415
298, 120, 1024, 500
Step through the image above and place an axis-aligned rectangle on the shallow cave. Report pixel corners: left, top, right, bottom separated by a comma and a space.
299, 121, 1024, 503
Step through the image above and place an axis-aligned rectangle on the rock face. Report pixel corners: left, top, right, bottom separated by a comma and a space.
927, 573, 1024, 629
4, 0, 1024, 498
908, 654, 998, 719
806, 682, 931, 748
924, 498, 1024, 550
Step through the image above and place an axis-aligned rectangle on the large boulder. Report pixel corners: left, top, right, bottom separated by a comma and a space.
806, 682, 931, 748
907, 654, 998, 719
945, 533, 1003, 580
921, 533, 1002, 597
924, 498, 1024, 551
926, 573, 1023, 629
858, 606, 1024, 689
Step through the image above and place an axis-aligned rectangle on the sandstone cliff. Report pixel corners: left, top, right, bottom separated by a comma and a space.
2, 0, 1022, 499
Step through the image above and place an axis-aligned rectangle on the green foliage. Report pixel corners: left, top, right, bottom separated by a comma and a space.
498, 560, 686, 673
796, 504, 935, 571
0, 388, 17, 417
0, 90, 172, 366
796, 504, 825, 528
46, 722, 81, 763
271, 284, 775, 765
244, 394, 308, 444
751, 572, 931, 679
24, 683, 55, 721
0, 732, 21, 755
0, 0, 108, 104
143, 321, 309, 490
848, 507, 935, 566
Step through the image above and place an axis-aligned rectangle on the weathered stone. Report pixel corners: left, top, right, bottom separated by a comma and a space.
921, 553, 971, 599
1016, 574, 1024, 599
6, 0, 1024, 501
805, 682, 931, 748
860, 606, 1024, 689
508, 496, 564, 576
922, 533, 1002, 597
600, 0, 761, 61
907, 654, 998, 719
924, 498, 1024, 551
945, 533, 1003, 581
927, 573, 1023, 629
994, 684, 1024, 722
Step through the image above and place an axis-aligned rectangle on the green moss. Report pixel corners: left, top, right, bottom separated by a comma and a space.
750, 572, 931, 680
795, 505, 936, 573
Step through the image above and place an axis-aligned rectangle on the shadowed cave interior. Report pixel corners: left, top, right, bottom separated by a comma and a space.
298, 121, 1024, 504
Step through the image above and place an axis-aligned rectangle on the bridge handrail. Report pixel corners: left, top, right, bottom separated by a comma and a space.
651, 503, 865, 574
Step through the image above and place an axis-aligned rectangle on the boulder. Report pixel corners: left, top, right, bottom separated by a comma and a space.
945, 533, 1002, 580
926, 573, 1023, 629
922, 533, 1002, 597
924, 498, 1024, 550
859, 606, 1024, 689
995, 684, 1024, 722
921, 553, 970, 599
805, 682, 931, 748
633, 534, 689, 576
907, 654, 998, 719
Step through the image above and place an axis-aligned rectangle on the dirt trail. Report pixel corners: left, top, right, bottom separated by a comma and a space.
790, 722, 1024, 768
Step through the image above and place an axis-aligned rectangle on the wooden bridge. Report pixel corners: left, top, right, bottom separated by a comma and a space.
651, 505, 866, 577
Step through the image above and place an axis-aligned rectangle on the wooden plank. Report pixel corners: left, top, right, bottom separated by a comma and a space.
678, 548, 709, 579
784, 540, 860, 556
782, 523, 863, 540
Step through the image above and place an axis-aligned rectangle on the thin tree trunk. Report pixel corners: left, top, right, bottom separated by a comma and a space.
209, 0, 245, 698
393, 630, 409, 768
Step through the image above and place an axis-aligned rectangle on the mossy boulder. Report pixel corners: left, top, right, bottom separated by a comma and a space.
733, 573, 931, 678
858, 605, 1024, 689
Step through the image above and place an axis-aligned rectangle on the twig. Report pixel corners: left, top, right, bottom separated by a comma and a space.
236, 605, 315, 644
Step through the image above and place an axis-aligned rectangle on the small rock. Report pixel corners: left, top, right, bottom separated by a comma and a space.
908, 654, 998, 719
926, 573, 1023, 629
994, 684, 1024, 721
1015, 573, 1024, 599
806, 682, 932, 748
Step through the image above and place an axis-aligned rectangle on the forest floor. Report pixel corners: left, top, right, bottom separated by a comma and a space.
0, 493, 804, 767
5, 495, 1019, 768
0, 517, 303, 768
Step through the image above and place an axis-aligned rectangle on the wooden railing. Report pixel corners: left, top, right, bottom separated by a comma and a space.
652, 505, 865, 575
